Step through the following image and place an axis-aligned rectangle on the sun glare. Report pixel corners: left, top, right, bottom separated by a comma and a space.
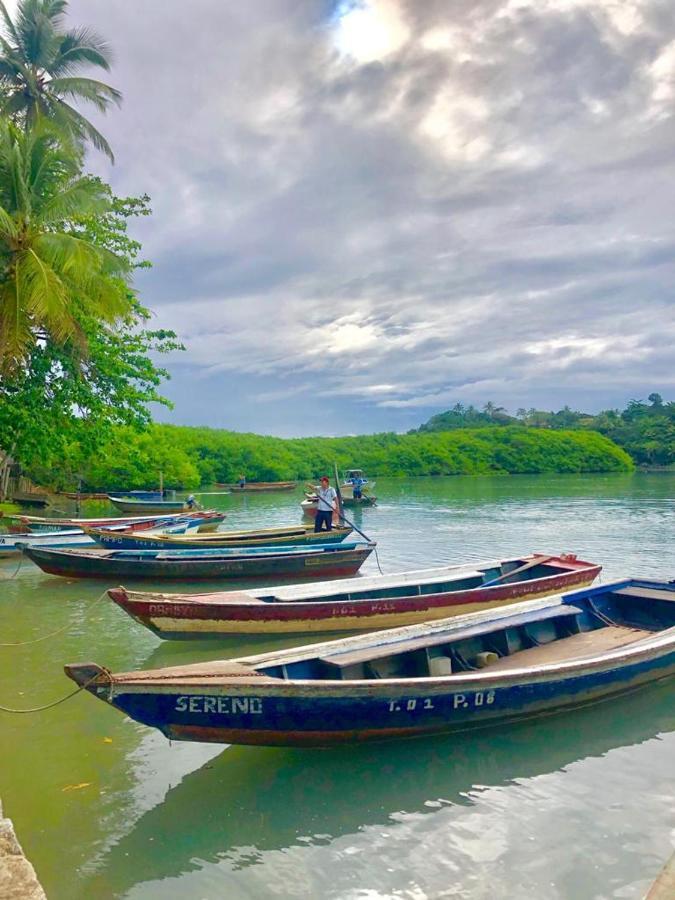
332, 0, 409, 63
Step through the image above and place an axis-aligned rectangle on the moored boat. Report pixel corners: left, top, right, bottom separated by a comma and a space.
108, 553, 600, 637
301, 494, 377, 518
66, 578, 675, 747
108, 496, 198, 514
87, 523, 352, 550
6, 511, 224, 534
217, 481, 297, 492
22, 540, 376, 581
10, 492, 50, 507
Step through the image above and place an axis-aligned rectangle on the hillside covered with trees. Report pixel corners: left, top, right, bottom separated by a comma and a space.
24, 424, 633, 491
413, 395, 675, 467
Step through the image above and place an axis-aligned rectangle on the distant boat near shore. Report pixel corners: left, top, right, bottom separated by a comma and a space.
216, 481, 297, 492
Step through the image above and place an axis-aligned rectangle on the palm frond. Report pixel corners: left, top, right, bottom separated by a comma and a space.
0, 276, 34, 373
0, 2, 21, 48
19, 246, 71, 339
40, 176, 109, 224
48, 75, 122, 111
50, 96, 114, 162
52, 25, 113, 74
0, 200, 19, 240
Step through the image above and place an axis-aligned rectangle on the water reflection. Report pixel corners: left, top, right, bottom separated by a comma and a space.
80, 680, 675, 896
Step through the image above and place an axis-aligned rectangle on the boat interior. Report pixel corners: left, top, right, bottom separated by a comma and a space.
256, 584, 675, 681
259, 557, 586, 604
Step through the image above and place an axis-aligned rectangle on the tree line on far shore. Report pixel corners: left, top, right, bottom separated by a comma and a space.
24, 423, 633, 491
412, 394, 675, 467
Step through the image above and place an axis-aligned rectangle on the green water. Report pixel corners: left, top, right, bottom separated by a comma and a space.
1, 473, 674, 899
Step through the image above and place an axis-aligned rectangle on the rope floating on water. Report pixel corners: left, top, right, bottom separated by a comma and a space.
0, 554, 24, 580
0, 589, 109, 647
0, 673, 109, 714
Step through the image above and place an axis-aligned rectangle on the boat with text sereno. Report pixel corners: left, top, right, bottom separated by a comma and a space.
66, 578, 675, 747
107, 553, 600, 637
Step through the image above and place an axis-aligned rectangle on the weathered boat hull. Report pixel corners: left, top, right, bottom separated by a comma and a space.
89, 524, 351, 550
110, 555, 601, 637
108, 497, 193, 514
218, 482, 297, 492
65, 580, 675, 747
22, 542, 375, 581
9, 512, 223, 533
302, 497, 377, 518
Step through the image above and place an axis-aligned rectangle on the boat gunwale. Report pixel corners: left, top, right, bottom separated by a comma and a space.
97, 580, 675, 690
116, 555, 601, 607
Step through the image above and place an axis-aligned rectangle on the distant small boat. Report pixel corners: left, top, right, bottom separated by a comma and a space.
87, 523, 352, 550
301, 495, 377, 518
22, 540, 376, 581
10, 492, 49, 508
108, 496, 197, 514
216, 482, 297, 492
5, 511, 224, 534
108, 553, 600, 637
60, 492, 110, 501
66, 578, 675, 747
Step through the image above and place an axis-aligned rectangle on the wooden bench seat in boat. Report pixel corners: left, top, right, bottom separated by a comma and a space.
318, 604, 585, 672
612, 587, 675, 602
267, 568, 487, 602
451, 625, 655, 675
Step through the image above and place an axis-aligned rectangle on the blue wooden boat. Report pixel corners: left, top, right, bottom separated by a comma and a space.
65, 578, 675, 747
22, 541, 375, 580
86, 523, 352, 550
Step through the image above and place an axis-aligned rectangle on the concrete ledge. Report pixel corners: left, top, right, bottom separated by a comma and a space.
0, 800, 46, 899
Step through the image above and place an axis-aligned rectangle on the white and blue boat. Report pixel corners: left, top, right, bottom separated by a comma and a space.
65, 577, 675, 747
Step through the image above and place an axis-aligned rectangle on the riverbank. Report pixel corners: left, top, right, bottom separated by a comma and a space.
0, 801, 45, 899
26, 423, 634, 492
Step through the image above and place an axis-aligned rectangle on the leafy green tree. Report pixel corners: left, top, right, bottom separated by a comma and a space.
0, 0, 121, 159
0, 122, 131, 373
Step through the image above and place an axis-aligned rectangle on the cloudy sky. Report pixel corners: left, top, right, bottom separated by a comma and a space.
46, 1, 675, 433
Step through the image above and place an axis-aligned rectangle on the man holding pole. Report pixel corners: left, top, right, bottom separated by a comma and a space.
314, 476, 338, 532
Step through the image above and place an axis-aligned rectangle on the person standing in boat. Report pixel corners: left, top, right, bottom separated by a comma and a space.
238, 474, 246, 489
351, 474, 364, 500
314, 476, 338, 532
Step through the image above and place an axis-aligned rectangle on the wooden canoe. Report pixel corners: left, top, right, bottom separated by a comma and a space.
21, 541, 376, 581
10, 492, 49, 507
107, 553, 601, 637
87, 524, 352, 550
66, 579, 675, 747
7, 511, 224, 533
108, 496, 195, 514
302, 496, 377, 518
216, 482, 297, 492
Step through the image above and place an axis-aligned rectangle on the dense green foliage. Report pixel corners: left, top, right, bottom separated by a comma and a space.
414, 396, 675, 467
48, 423, 632, 491
0, 0, 121, 160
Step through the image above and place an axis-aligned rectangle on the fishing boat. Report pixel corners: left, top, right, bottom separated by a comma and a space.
87, 523, 352, 550
301, 494, 377, 517
22, 541, 376, 581
107, 553, 600, 637
66, 578, 675, 747
108, 495, 198, 514
6, 511, 225, 534
216, 481, 298, 492
60, 492, 109, 501
0, 528, 94, 556
10, 492, 50, 508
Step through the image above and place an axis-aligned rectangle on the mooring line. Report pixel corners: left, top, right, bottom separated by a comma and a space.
0, 554, 24, 580
0, 673, 109, 714
0, 589, 109, 647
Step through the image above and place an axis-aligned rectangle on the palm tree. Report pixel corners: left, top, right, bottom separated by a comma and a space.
0, 0, 121, 160
0, 121, 130, 374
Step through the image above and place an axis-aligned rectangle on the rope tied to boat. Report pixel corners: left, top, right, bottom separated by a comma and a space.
0, 554, 24, 580
0, 670, 112, 714
0, 588, 110, 647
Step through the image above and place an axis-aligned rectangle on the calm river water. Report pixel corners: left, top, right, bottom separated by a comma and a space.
1, 473, 674, 899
